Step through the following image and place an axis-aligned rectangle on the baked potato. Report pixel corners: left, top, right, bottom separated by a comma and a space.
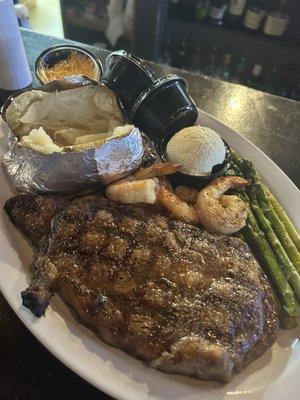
2, 76, 145, 193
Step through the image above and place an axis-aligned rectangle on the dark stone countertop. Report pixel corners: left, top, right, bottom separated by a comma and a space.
0, 29, 299, 400
20, 29, 300, 188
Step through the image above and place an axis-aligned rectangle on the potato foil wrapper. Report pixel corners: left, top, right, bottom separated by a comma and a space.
3, 127, 144, 193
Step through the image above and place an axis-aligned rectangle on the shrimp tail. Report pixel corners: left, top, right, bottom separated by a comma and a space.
227, 176, 250, 189
134, 163, 182, 180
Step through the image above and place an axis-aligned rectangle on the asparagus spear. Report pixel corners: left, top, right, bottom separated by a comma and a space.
234, 188, 297, 316
229, 155, 298, 320
229, 161, 243, 176
234, 231, 245, 241
243, 210, 297, 317
255, 183, 300, 274
233, 152, 300, 252
249, 190, 300, 301
278, 310, 297, 330
231, 153, 300, 271
265, 186, 300, 252
230, 150, 245, 173
276, 297, 298, 330
232, 188, 297, 316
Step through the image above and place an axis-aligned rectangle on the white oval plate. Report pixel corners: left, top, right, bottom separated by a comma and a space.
0, 110, 299, 400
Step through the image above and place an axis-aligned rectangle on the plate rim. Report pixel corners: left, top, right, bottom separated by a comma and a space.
0, 111, 299, 400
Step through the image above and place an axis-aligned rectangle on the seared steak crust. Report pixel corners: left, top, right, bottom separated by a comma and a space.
4, 194, 70, 247
5, 194, 278, 382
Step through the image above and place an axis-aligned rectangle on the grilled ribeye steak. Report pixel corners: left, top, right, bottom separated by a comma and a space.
5, 194, 278, 382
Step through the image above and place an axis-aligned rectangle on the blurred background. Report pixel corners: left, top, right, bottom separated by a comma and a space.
15, 0, 300, 100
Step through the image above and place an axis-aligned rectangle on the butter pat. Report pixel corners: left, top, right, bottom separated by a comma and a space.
166, 126, 226, 176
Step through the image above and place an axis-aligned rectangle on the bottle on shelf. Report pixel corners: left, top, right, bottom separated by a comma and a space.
195, 0, 210, 22
243, 0, 266, 31
179, 0, 197, 22
169, 0, 180, 18
246, 63, 264, 89
215, 49, 233, 81
226, 0, 247, 28
231, 56, 247, 83
209, 0, 228, 27
174, 37, 188, 69
191, 44, 205, 74
203, 45, 219, 76
263, 0, 290, 37
0, 0, 32, 106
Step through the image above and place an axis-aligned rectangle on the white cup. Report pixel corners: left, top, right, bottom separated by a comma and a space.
0, 0, 32, 90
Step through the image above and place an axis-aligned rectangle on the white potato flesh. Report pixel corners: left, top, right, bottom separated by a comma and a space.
21, 127, 63, 155
5, 85, 126, 137
54, 128, 98, 145
74, 132, 112, 145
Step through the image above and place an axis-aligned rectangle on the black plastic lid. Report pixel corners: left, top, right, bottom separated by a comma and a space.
105, 50, 157, 80
130, 75, 187, 120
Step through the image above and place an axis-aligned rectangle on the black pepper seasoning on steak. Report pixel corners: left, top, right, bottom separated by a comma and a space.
5, 194, 278, 382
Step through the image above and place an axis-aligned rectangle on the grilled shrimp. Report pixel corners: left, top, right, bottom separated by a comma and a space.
196, 176, 250, 234
106, 163, 180, 205
106, 178, 159, 204
159, 176, 174, 192
134, 162, 181, 179
157, 184, 199, 225
175, 185, 198, 204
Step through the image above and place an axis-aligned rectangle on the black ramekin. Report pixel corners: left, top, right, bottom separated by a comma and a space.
101, 50, 157, 115
130, 75, 198, 144
35, 44, 103, 85
160, 134, 232, 189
